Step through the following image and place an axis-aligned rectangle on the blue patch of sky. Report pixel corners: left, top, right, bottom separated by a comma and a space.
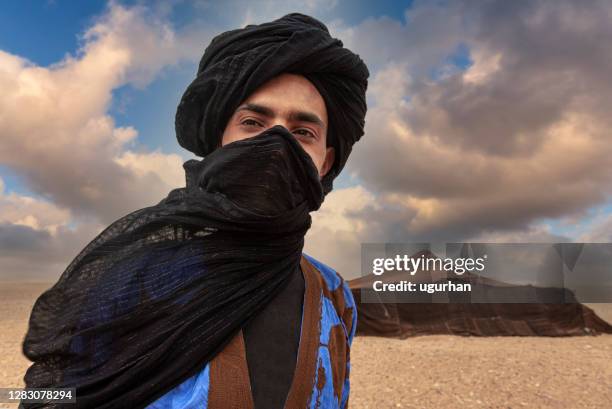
448, 43, 472, 69
541, 218, 581, 240
109, 62, 197, 158
540, 198, 612, 240
0, 165, 40, 197
161, 0, 201, 28
333, 0, 414, 25
165, 0, 415, 28
429, 42, 473, 80
333, 171, 360, 191
0, 0, 107, 66
0, 1, 204, 159
0, 0, 201, 67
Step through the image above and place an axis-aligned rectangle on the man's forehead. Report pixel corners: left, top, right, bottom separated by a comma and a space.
244, 74, 325, 109
235, 74, 328, 126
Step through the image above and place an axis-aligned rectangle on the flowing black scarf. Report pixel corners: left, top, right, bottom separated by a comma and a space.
22, 127, 323, 408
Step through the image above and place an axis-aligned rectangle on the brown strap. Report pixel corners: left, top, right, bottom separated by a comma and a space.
208, 329, 255, 409
208, 256, 323, 409
283, 256, 323, 409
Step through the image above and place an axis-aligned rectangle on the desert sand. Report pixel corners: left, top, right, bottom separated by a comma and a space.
1, 282, 610, 408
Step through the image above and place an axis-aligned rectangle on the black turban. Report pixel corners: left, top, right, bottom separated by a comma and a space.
175, 12, 369, 194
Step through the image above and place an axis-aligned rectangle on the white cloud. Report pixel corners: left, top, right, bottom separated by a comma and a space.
0, 2, 210, 224
114, 150, 184, 189
328, 1, 468, 75
0, 1, 215, 278
0, 185, 70, 235
467, 224, 569, 243
0, 176, 105, 280
340, 0, 612, 244
305, 186, 380, 279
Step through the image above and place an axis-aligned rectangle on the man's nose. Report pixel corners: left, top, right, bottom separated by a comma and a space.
268, 119, 290, 131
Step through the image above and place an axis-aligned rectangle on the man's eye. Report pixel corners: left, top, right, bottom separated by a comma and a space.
241, 119, 263, 127
293, 129, 315, 139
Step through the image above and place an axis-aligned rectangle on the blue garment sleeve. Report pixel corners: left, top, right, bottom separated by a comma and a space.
344, 280, 358, 346
340, 280, 357, 408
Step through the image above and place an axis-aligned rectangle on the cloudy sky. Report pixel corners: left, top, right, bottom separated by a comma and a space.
1, 0, 612, 281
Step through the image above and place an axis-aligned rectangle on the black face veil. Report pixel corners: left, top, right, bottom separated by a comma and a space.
21, 13, 368, 409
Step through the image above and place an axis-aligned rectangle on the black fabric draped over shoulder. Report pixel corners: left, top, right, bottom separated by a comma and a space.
22, 128, 322, 408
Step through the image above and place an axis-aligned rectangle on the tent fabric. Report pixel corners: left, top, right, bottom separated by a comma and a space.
348, 266, 612, 338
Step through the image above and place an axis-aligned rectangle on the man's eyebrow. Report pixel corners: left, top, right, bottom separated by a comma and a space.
236, 103, 325, 128
288, 111, 325, 128
236, 103, 275, 118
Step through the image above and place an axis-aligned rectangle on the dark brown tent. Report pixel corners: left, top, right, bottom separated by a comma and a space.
349, 251, 612, 338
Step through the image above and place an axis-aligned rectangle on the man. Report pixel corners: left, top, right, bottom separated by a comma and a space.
220, 73, 334, 407
21, 13, 368, 409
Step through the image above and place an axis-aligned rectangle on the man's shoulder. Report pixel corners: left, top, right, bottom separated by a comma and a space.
302, 253, 342, 290
302, 253, 356, 309
302, 252, 358, 343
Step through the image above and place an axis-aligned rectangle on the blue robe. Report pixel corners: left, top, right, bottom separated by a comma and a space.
145, 253, 357, 409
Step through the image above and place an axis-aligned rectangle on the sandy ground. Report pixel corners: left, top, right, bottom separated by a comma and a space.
0, 283, 611, 408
